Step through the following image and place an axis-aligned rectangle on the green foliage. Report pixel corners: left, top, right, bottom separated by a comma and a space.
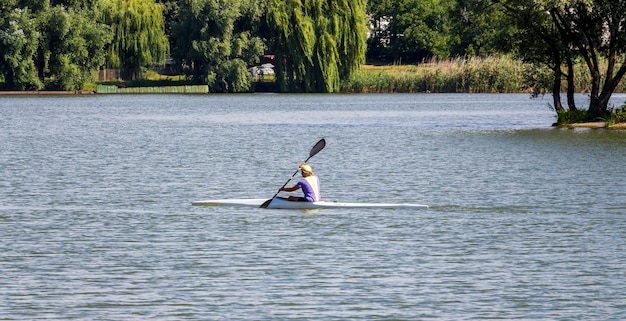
154, 0, 178, 38
607, 105, 626, 125
267, 0, 367, 92
448, 0, 519, 56
0, 8, 43, 90
554, 102, 626, 126
15, 0, 50, 12
554, 107, 625, 126
171, 0, 264, 92
211, 59, 250, 93
522, 63, 554, 98
369, 0, 481, 63
395, 0, 453, 58
495, 0, 626, 114
40, 6, 111, 90
555, 110, 592, 125
2, 0, 626, 100
100, 0, 169, 80
615, 107, 626, 123
0, 2, 111, 90
51, 0, 100, 9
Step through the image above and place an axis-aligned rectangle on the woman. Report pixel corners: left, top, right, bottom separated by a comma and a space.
279, 163, 320, 202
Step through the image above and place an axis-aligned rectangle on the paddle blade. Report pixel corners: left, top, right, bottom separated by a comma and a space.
309, 138, 326, 158
260, 198, 272, 208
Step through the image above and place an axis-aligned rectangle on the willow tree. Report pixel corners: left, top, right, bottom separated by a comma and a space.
267, 0, 367, 92
100, 0, 169, 80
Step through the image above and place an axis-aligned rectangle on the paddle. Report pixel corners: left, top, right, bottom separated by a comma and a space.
260, 138, 326, 208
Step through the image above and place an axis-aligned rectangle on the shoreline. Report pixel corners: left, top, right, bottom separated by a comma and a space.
0, 90, 95, 95
559, 122, 626, 129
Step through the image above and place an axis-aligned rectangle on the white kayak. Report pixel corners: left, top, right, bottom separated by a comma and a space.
192, 197, 429, 209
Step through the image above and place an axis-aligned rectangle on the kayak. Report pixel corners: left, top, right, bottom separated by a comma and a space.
191, 197, 429, 209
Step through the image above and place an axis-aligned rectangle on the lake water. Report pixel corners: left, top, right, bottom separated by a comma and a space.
1, 93, 625, 320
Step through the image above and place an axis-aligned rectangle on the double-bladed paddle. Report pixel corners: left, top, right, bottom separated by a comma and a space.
260, 138, 326, 208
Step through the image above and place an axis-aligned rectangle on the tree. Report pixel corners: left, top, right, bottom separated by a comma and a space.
552, 0, 626, 113
267, 0, 367, 92
154, 0, 179, 44
100, 0, 169, 80
1, 1, 111, 90
366, 0, 393, 62
50, 0, 100, 9
14, 0, 50, 12
491, 0, 572, 112
38, 6, 111, 89
448, 0, 519, 56
494, 0, 626, 114
171, 0, 264, 92
0, 7, 43, 90
367, 0, 453, 64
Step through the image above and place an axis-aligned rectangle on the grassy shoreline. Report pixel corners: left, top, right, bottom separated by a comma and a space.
343, 56, 530, 93
558, 122, 626, 129
3, 56, 625, 95
554, 107, 626, 128
343, 56, 626, 94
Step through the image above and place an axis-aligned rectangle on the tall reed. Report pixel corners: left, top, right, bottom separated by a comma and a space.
343, 56, 626, 94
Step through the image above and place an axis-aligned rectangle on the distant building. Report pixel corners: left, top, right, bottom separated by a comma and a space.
249, 63, 275, 77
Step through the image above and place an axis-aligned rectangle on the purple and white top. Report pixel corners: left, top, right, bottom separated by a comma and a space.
297, 176, 321, 202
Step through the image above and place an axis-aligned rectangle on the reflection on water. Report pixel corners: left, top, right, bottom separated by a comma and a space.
1, 94, 625, 320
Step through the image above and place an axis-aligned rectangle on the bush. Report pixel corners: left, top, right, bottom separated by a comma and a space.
556, 110, 591, 125
608, 106, 626, 125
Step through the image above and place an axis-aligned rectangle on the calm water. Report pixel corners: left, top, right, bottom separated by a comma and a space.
1, 93, 625, 320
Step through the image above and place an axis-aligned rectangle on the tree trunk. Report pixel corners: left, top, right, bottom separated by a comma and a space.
36, 47, 45, 81
550, 50, 564, 112
596, 55, 626, 113
565, 56, 577, 111
552, 66, 564, 112
583, 44, 602, 113
588, 66, 602, 113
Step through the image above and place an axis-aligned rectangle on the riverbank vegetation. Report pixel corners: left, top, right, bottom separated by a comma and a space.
2, 0, 626, 124
343, 56, 626, 95
344, 56, 529, 93
554, 107, 626, 128
81, 55, 626, 99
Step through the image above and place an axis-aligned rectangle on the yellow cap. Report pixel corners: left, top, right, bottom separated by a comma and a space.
300, 164, 313, 173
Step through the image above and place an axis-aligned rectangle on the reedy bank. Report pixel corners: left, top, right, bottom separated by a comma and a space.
341, 56, 626, 95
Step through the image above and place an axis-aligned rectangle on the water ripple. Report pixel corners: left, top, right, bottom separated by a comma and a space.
1, 94, 625, 320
